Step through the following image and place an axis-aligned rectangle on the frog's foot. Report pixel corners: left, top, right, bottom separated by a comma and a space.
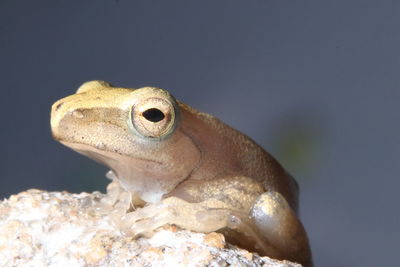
98, 177, 131, 215
120, 197, 246, 237
250, 191, 312, 267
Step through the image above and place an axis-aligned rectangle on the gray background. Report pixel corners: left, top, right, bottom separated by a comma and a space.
1, 0, 399, 266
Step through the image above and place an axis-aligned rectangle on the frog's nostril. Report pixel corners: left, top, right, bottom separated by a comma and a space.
54, 102, 64, 111
142, 108, 165, 122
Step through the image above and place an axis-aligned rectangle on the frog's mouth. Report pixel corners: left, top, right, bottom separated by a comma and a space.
60, 141, 162, 171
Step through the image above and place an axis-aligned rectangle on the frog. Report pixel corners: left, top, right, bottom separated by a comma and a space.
50, 80, 312, 267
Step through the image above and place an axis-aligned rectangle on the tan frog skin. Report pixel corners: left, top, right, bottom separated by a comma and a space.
51, 81, 312, 266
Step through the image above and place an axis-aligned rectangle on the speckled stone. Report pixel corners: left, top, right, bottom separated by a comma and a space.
0, 189, 302, 267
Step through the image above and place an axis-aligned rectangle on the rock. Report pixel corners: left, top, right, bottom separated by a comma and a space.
0, 189, 302, 267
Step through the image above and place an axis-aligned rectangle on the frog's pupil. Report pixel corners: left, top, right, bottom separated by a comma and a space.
142, 108, 165, 122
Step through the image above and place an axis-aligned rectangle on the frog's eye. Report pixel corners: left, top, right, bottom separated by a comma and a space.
131, 97, 176, 138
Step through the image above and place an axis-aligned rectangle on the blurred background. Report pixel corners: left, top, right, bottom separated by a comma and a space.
1, 0, 398, 266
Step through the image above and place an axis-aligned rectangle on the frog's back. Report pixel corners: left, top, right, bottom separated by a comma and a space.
178, 102, 299, 211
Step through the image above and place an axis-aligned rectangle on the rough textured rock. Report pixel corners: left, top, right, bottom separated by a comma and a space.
0, 189, 302, 267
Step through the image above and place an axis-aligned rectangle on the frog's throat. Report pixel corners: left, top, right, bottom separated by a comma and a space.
59, 141, 189, 203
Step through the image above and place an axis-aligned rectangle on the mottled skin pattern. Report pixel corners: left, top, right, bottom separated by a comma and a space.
51, 81, 312, 266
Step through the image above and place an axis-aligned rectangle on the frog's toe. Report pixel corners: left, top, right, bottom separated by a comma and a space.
129, 215, 170, 236
122, 205, 171, 236
119, 202, 166, 230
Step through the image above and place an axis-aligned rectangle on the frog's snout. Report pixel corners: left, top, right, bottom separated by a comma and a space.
50, 97, 83, 141
51, 99, 66, 141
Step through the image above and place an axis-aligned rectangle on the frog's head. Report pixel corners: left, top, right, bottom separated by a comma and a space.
51, 81, 200, 203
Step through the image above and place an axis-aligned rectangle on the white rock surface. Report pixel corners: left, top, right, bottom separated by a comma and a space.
0, 189, 301, 267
